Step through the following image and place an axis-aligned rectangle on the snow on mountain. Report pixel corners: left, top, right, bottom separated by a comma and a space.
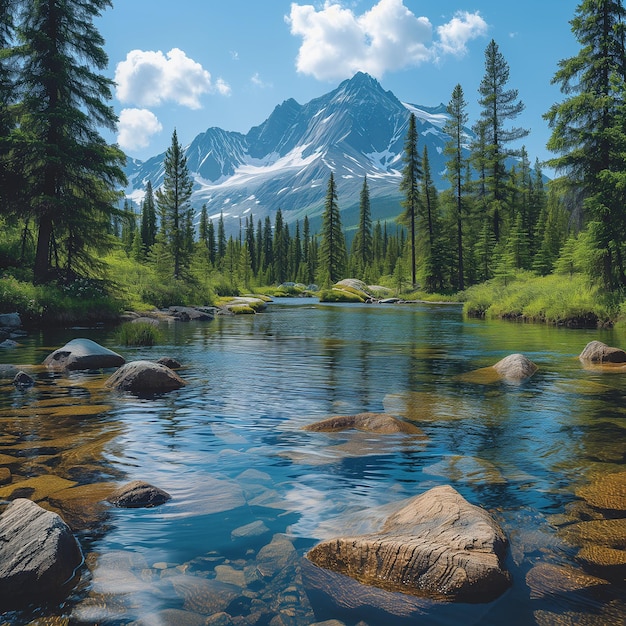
124, 72, 466, 231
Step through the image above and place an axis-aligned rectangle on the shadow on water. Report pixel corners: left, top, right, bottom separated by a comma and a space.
1, 299, 626, 624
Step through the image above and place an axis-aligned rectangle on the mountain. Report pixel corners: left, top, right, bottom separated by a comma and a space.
124, 72, 465, 232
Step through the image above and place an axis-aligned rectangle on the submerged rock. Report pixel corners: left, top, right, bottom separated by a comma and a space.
12, 370, 35, 388
303, 412, 424, 435
579, 340, 626, 364
0, 498, 83, 607
43, 338, 125, 371
576, 471, 626, 513
306, 485, 511, 602
156, 356, 182, 369
105, 360, 186, 393
492, 354, 538, 381
106, 480, 171, 508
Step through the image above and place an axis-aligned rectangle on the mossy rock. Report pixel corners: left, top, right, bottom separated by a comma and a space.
229, 304, 256, 315
319, 289, 365, 303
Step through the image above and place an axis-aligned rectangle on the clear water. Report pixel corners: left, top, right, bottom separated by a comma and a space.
1, 299, 625, 625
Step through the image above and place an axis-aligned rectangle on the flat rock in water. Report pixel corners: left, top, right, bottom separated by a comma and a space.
492, 354, 537, 381
105, 360, 186, 393
106, 480, 171, 508
579, 340, 626, 363
43, 338, 125, 371
0, 498, 83, 607
303, 412, 424, 434
306, 485, 511, 602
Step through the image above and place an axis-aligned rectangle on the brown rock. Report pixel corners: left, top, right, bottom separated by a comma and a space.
303, 412, 424, 434
105, 360, 186, 393
492, 354, 538, 381
106, 480, 171, 508
306, 485, 510, 602
579, 340, 626, 363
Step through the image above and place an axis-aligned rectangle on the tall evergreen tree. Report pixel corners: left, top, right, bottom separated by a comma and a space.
16, 0, 126, 282
156, 129, 193, 279
443, 83, 469, 290
399, 113, 421, 287
478, 39, 529, 242
198, 203, 209, 246
273, 208, 288, 284
319, 172, 347, 285
350, 176, 373, 279
545, 0, 626, 289
140, 180, 157, 251
217, 212, 227, 264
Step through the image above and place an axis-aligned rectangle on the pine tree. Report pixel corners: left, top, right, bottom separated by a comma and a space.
319, 173, 347, 285
198, 204, 209, 246
155, 129, 193, 279
399, 113, 421, 287
273, 208, 288, 284
478, 39, 529, 242
350, 176, 373, 279
217, 212, 227, 265
16, 0, 126, 282
443, 84, 469, 290
140, 180, 157, 251
545, 0, 626, 289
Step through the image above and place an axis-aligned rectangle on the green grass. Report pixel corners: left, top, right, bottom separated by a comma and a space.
116, 321, 162, 346
461, 271, 617, 326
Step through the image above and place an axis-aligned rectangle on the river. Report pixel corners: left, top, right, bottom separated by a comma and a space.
0, 298, 625, 624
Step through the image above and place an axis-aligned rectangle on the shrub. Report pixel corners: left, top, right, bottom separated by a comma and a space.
117, 322, 162, 346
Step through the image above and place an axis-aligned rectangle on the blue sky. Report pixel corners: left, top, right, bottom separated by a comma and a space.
97, 1, 579, 167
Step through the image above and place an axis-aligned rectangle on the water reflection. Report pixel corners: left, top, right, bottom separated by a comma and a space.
0, 300, 625, 624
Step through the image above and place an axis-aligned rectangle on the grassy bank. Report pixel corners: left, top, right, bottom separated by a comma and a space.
461, 271, 621, 328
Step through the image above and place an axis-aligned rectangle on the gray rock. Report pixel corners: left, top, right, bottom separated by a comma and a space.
106, 480, 171, 508
0, 339, 18, 348
493, 353, 538, 381
0, 498, 83, 606
0, 313, 21, 328
156, 356, 182, 369
43, 338, 125, 371
13, 371, 35, 388
579, 340, 626, 363
306, 485, 511, 602
105, 360, 186, 393
0, 364, 20, 379
167, 306, 215, 321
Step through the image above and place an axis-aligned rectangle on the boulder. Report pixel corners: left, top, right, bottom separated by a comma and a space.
579, 340, 626, 363
303, 412, 424, 435
306, 485, 511, 602
0, 498, 83, 607
13, 371, 35, 388
157, 356, 182, 369
493, 353, 537, 381
0, 312, 21, 328
106, 480, 171, 508
43, 338, 125, 371
105, 360, 186, 393
168, 306, 215, 321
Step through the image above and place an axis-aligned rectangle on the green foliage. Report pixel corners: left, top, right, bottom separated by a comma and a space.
116, 322, 162, 346
462, 271, 614, 325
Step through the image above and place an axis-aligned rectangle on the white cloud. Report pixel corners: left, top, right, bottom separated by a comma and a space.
251, 72, 272, 89
117, 108, 163, 151
286, 0, 487, 81
115, 48, 231, 109
436, 11, 488, 56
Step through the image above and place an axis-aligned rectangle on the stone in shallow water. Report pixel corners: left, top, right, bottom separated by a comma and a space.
525, 562, 610, 600
576, 471, 626, 513
170, 575, 240, 614
105, 360, 186, 393
106, 480, 171, 508
493, 353, 538, 381
579, 340, 626, 363
0, 498, 83, 607
303, 412, 425, 434
133, 608, 208, 626
306, 485, 511, 602
43, 338, 125, 371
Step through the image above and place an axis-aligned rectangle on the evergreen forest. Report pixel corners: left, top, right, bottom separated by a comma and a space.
1, 0, 626, 327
